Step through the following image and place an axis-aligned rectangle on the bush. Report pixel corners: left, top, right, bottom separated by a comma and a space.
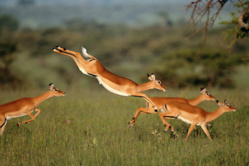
155, 49, 247, 88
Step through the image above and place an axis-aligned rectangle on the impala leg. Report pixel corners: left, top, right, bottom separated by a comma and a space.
53, 47, 98, 76
207, 122, 212, 128
17, 108, 41, 127
132, 93, 158, 111
185, 123, 197, 142
56, 46, 97, 64
0, 124, 7, 136
33, 108, 41, 118
158, 112, 174, 132
128, 106, 156, 128
53, 47, 77, 59
55, 46, 79, 55
0, 116, 7, 136
53, 48, 86, 67
201, 125, 213, 141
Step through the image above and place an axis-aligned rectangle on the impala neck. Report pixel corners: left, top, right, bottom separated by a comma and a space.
136, 81, 154, 92
204, 107, 225, 123
30, 91, 53, 107
188, 95, 205, 106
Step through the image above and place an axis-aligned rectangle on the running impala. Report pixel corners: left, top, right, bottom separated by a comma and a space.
128, 87, 216, 131
162, 99, 236, 141
53, 46, 167, 111
0, 83, 65, 136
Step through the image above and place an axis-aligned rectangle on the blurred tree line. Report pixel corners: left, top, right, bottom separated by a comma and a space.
0, 14, 22, 88
0, 14, 248, 90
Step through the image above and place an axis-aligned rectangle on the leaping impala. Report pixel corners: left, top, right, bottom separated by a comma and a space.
0, 83, 65, 136
128, 87, 216, 131
53, 46, 167, 111
161, 99, 236, 141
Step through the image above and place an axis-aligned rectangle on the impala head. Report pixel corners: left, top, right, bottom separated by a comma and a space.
200, 87, 216, 101
49, 83, 66, 96
147, 73, 167, 92
216, 99, 236, 112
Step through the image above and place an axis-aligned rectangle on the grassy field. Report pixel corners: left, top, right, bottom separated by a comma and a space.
0, 86, 248, 165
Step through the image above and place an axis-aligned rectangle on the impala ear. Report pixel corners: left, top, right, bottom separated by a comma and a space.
200, 87, 206, 94
216, 100, 221, 106
148, 73, 156, 81
49, 83, 54, 91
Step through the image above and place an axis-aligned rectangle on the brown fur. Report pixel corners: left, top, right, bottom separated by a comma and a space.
53, 46, 167, 110
0, 83, 65, 136
163, 100, 236, 141
129, 88, 215, 131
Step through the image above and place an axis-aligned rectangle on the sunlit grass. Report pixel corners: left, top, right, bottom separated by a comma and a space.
0, 87, 248, 165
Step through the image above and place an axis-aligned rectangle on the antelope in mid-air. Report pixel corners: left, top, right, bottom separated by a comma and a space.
53, 46, 167, 111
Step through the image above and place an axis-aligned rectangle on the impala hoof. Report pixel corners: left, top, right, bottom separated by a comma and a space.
207, 123, 212, 128
171, 131, 178, 139
17, 123, 20, 127
128, 120, 135, 128
128, 122, 133, 128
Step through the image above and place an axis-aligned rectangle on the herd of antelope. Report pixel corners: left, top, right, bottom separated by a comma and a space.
0, 46, 236, 141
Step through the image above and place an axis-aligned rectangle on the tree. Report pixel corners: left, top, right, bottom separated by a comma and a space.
0, 14, 19, 34
0, 14, 22, 88
186, 0, 249, 50
0, 41, 22, 88
221, 1, 249, 50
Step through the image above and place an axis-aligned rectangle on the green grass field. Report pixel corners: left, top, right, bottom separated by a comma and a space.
0, 87, 248, 165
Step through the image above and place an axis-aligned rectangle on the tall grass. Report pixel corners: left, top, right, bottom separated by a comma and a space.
0, 87, 248, 165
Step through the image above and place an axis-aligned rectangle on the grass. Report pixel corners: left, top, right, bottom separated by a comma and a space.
0, 87, 248, 165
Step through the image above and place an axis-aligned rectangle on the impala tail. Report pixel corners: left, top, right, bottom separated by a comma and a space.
82, 47, 97, 60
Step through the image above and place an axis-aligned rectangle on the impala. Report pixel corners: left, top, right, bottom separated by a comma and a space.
0, 83, 65, 136
53, 46, 167, 111
162, 99, 236, 141
128, 87, 216, 131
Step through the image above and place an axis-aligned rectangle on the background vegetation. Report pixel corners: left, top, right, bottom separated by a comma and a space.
0, 1, 248, 165
0, 16, 248, 89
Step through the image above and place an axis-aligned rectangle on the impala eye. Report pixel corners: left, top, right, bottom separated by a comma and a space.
55, 88, 58, 91
158, 81, 161, 84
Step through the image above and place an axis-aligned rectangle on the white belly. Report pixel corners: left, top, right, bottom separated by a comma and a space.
96, 76, 130, 96
6, 114, 27, 120
178, 116, 201, 126
6, 109, 34, 120
78, 66, 130, 96
178, 116, 192, 124
79, 67, 88, 75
